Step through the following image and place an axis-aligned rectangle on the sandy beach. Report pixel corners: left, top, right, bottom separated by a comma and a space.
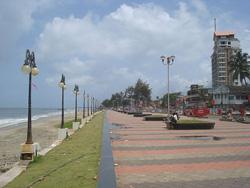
0, 112, 76, 175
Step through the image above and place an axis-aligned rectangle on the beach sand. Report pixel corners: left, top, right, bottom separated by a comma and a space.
0, 112, 76, 174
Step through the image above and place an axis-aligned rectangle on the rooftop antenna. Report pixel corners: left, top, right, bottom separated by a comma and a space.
214, 18, 217, 32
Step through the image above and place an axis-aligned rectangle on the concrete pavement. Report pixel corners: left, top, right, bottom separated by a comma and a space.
107, 111, 250, 188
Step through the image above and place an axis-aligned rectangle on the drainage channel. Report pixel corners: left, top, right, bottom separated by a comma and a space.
97, 112, 116, 188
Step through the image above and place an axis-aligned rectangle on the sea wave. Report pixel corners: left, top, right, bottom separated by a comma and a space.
0, 110, 73, 128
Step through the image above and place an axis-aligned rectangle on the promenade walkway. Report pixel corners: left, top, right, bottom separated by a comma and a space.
107, 110, 250, 188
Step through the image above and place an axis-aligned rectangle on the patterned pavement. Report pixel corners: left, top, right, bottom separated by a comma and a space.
107, 110, 250, 188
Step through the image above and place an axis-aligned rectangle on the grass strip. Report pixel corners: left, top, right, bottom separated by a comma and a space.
5, 112, 104, 188
177, 119, 209, 124
54, 119, 81, 129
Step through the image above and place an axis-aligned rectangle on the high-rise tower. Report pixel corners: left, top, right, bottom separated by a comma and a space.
211, 32, 240, 88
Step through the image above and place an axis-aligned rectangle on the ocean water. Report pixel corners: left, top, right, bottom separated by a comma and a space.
0, 108, 73, 128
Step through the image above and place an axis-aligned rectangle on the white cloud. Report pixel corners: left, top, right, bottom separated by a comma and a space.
0, 0, 54, 63
37, 2, 215, 99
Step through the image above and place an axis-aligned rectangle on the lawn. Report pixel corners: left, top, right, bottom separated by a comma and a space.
5, 112, 104, 188
144, 114, 167, 121
54, 119, 81, 129
177, 119, 209, 124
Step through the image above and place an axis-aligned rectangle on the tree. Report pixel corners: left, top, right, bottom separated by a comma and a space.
101, 78, 152, 110
134, 79, 151, 106
229, 50, 250, 85
124, 86, 135, 99
161, 92, 181, 108
102, 99, 112, 107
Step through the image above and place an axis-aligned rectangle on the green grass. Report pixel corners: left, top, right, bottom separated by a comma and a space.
63, 119, 81, 129
5, 112, 104, 188
55, 119, 82, 129
148, 115, 167, 117
144, 114, 167, 121
177, 119, 209, 124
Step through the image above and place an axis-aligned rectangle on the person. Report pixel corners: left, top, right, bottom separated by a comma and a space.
170, 115, 177, 124
172, 112, 180, 122
239, 106, 246, 121
226, 110, 233, 121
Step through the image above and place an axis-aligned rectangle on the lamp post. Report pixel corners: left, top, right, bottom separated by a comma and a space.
87, 94, 90, 116
91, 97, 93, 114
21, 49, 39, 144
94, 99, 96, 113
160, 55, 175, 119
93, 97, 95, 114
59, 74, 66, 128
73, 85, 79, 121
220, 87, 223, 109
83, 90, 85, 119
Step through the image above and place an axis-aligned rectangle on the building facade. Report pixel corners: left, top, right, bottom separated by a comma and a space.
211, 32, 240, 88
213, 85, 250, 109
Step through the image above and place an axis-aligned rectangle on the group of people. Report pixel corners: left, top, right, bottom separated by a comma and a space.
223, 106, 246, 121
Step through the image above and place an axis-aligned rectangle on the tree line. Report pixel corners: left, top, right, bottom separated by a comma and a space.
102, 78, 151, 108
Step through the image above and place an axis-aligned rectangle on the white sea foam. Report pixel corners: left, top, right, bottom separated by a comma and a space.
0, 110, 72, 128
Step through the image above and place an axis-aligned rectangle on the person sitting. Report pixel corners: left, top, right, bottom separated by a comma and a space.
173, 112, 180, 120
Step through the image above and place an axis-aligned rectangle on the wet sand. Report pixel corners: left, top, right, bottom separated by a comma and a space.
0, 113, 75, 174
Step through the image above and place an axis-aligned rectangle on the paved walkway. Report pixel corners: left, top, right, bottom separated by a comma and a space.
107, 111, 250, 188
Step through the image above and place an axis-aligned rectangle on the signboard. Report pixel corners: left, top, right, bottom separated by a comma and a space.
184, 107, 210, 117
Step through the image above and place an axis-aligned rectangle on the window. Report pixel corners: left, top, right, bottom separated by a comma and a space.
236, 96, 240, 100
229, 95, 234, 100
219, 77, 226, 80
241, 96, 248, 100
228, 41, 231, 45
219, 68, 226, 71
220, 41, 226, 45
219, 73, 226, 76
218, 58, 225, 62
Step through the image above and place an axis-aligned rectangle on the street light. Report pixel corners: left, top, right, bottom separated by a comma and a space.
73, 85, 79, 121
90, 96, 93, 115
58, 74, 66, 128
160, 55, 175, 119
92, 97, 95, 114
87, 94, 90, 116
21, 49, 39, 145
83, 90, 85, 119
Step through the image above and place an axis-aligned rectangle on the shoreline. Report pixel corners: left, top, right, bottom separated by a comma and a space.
0, 112, 77, 174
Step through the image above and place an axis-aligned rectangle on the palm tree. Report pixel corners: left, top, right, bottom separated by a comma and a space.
229, 50, 250, 86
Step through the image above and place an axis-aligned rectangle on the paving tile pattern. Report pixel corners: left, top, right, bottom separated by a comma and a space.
107, 111, 250, 188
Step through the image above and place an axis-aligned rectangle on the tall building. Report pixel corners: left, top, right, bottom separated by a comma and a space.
211, 32, 241, 88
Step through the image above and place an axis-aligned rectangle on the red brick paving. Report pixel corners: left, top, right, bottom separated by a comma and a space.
108, 110, 250, 188
115, 160, 250, 174
113, 146, 250, 157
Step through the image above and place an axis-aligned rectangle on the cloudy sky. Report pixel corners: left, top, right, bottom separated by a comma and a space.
1, 0, 250, 108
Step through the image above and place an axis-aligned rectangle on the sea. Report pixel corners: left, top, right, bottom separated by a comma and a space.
0, 108, 73, 128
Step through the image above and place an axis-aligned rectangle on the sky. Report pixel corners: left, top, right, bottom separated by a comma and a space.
1, 0, 250, 108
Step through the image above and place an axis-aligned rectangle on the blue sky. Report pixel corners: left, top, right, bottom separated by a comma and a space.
1, 0, 250, 108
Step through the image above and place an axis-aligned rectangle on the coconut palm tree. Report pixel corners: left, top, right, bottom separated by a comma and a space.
229, 50, 250, 86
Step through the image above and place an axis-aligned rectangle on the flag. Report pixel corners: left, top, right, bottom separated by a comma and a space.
32, 82, 38, 89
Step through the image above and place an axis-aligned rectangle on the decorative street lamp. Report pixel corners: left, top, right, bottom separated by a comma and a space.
90, 96, 92, 115
20, 49, 39, 160
160, 55, 175, 119
83, 90, 85, 119
21, 49, 39, 145
92, 97, 94, 114
73, 85, 79, 121
58, 74, 66, 129
87, 94, 90, 116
